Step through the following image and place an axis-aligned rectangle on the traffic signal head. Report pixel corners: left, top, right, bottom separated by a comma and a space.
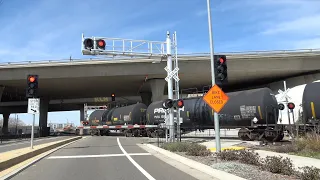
26, 75, 38, 98
96, 39, 106, 50
83, 38, 106, 50
278, 103, 285, 110
215, 55, 228, 83
287, 102, 295, 110
83, 38, 94, 50
82, 121, 89, 125
173, 99, 184, 109
111, 93, 115, 101
162, 99, 173, 109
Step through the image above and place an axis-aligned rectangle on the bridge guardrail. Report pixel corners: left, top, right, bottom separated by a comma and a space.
1, 48, 320, 67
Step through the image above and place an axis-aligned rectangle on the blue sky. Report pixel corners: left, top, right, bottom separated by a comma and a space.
1, 0, 320, 126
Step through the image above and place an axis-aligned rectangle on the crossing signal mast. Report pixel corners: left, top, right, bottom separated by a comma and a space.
81, 31, 180, 142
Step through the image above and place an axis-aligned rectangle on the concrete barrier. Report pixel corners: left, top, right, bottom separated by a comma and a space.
0, 136, 82, 172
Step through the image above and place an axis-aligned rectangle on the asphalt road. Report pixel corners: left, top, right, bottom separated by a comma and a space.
0, 136, 71, 153
10, 136, 199, 180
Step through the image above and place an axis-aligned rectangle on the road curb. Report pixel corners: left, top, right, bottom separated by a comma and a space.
145, 143, 247, 180
0, 136, 82, 173
0, 136, 83, 180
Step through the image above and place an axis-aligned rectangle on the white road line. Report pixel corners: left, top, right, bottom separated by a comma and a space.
0, 137, 63, 148
47, 153, 151, 159
117, 137, 156, 180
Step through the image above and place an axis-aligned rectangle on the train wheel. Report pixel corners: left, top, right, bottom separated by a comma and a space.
264, 127, 284, 142
133, 130, 139, 137
238, 128, 251, 141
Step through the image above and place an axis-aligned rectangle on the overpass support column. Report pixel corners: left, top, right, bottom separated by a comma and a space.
140, 92, 152, 106
39, 98, 49, 137
1, 113, 10, 134
0, 86, 4, 102
80, 106, 85, 122
149, 79, 166, 102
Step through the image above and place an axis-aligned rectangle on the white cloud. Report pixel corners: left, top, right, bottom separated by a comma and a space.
261, 15, 320, 35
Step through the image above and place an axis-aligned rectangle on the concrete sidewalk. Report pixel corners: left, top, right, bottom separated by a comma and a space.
255, 150, 319, 171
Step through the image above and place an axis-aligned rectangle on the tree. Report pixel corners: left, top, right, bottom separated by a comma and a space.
0, 117, 26, 128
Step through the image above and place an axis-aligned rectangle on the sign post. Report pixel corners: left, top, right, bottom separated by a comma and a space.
206, 0, 225, 152
28, 98, 40, 149
203, 84, 229, 152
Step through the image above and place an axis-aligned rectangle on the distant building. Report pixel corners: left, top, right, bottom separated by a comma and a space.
48, 122, 75, 130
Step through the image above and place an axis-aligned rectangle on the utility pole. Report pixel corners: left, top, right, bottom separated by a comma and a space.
207, 0, 221, 152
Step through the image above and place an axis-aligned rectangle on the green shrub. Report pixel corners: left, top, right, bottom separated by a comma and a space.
299, 166, 320, 180
217, 149, 261, 166
185, 144, 211, 156
237, 150, 261, 166
217, 150, 239, 161
161, 142, 191, 152
262, 156, 294, 175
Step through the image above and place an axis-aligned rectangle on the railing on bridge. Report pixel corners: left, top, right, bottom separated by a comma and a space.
1, 48, 320, 67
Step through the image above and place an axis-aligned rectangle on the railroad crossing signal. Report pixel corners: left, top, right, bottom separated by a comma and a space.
287, 102, 295, 110
203, 84, 229, 113
162, 99, 184, 109
173, 99, 184, 109
83, 38, 106, 50
278, 88, 291, 102
164, 66, 179, 82
214, 55, 228, 84
278, 103, 285, 110
26, 75, 38, 98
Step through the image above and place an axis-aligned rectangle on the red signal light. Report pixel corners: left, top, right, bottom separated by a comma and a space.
111, 93, 115, 97
219, 58, 225, 64
287, 102, 295, 110
96, 40, 106, 50
29, 76, 35, 83
98, 40, 105, 47
175, 99, 184, 109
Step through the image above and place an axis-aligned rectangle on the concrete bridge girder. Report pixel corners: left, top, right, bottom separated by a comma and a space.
268, 73, 320, 93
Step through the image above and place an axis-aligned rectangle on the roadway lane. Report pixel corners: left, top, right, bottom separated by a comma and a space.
10, 136, 199, 180
0, 136, 72, 153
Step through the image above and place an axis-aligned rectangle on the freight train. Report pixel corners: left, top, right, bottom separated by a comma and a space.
76, 81, 320, 142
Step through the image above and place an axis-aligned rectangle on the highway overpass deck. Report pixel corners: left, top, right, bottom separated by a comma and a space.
0, 49, 320, 101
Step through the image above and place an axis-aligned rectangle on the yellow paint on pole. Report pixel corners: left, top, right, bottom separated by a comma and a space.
208, 146, 246, 152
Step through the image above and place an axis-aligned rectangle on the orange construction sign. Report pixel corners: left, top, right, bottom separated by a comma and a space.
203, 84, 229, 113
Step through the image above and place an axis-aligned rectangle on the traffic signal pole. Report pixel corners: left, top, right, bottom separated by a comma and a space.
207, 0, 221, 152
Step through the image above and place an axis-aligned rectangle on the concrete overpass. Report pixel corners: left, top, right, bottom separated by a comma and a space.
1, 49, 320, 136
